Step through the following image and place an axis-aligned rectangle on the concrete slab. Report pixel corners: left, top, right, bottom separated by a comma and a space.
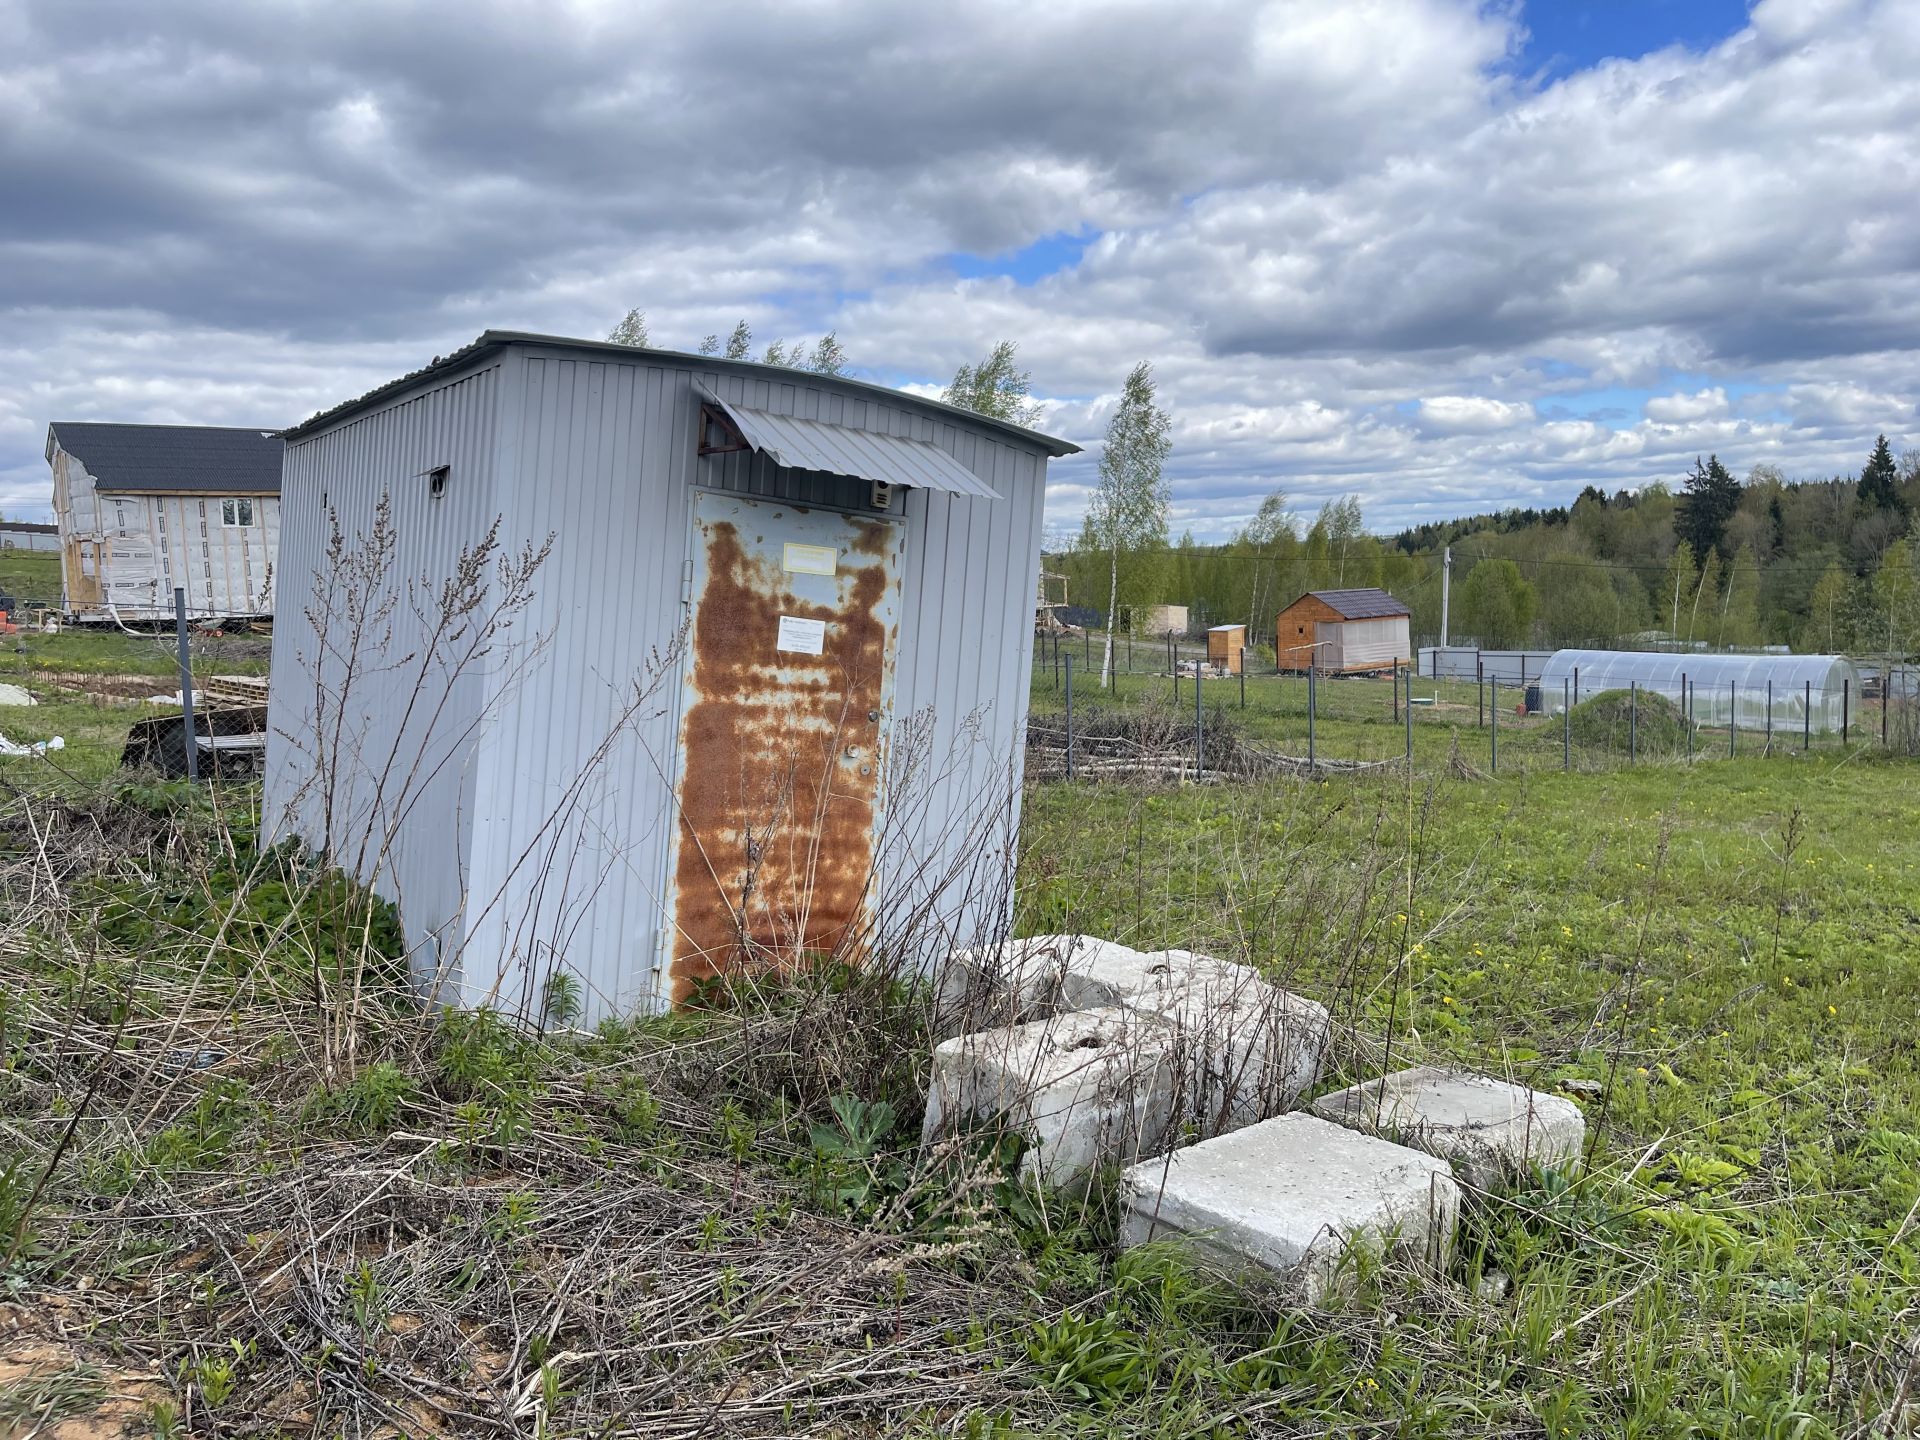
932, 934, 1147, 1038
1311, 1067, 1586, 1186
1067, 947, 1331, 1136
1118, 1112, 1459, 1304
921, 1006, 1176, 1187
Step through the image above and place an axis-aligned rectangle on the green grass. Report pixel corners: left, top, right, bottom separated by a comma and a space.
1015, 755, 1920, 1435
4, 672, 1915, 1434
0, 621, 273, 784
0, 548, 62, 607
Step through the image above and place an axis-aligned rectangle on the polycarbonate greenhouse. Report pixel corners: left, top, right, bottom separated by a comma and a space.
1536, 650, 1861, 734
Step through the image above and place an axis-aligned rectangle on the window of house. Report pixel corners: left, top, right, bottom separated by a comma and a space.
221, 498, 255, 527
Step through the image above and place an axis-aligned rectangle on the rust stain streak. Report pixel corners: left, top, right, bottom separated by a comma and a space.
670, 510, 898, 1003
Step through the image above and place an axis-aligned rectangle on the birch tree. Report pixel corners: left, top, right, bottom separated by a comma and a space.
944, 341, 1043, 426
1088, 362, 1172, 687
1241, 491, 1294, 633
607, 309, 650, 346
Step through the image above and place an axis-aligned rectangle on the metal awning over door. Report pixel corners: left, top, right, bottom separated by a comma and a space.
696, 384, 1001, 499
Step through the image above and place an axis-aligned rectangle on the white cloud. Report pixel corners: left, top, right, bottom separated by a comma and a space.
1645, 388, 1729, 423
1418, 396, 1535, 433
0, 0, 1916, 536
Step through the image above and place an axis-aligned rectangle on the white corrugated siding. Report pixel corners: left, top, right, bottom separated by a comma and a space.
265, 361, 504, 997
269, 344, 1050, 1021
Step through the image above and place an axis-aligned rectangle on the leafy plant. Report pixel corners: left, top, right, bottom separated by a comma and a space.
1025, 1309, 1152, 1403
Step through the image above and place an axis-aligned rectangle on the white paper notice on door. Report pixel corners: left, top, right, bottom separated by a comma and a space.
776, 615, 827, 655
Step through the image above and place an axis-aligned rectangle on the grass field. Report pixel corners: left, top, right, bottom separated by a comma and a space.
0, 547, 61, 607
1017, 757, 1920, 1433
1, 667, 1915, 1432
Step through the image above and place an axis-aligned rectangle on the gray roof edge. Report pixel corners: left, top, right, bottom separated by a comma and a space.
281, 330, 1083, 456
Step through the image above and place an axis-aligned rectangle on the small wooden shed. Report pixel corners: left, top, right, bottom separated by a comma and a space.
1275, 589, 1411, 674
1207, 624, 1247, 674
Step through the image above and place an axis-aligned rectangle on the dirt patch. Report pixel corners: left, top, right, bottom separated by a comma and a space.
0, 1307, 169, 1440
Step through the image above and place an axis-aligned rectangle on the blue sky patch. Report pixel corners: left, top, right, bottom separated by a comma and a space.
1518, 0, 1753, 79
947, 230, 1096, 285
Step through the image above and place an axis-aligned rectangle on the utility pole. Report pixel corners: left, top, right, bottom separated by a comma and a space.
1440, 545, 1453, 648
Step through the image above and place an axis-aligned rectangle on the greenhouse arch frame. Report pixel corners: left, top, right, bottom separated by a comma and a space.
1537, 650, 1859, 735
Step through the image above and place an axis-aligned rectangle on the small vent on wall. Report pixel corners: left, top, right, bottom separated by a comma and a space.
428, 465, 449, 499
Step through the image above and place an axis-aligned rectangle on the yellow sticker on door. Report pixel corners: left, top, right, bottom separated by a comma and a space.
782, 542, 837, 576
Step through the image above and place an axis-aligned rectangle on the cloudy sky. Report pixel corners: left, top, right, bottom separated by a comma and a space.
3, 0, 1917, 538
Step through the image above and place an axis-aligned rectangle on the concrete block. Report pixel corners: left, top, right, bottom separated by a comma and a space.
1118, 1112, 1458, 1304
1311, 1067, 1585, 1186
1067, 947, 1331, 1136
921, 1006, 1175, 1188
932, 934, 1147, 1038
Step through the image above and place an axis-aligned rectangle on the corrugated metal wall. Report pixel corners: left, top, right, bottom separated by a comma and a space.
265, 360, 504, 998
269, 343, 1051, 1021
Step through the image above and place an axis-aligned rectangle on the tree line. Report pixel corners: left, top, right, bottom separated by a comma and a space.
1044, 436, 1920, 659
608, 308, 1918, 659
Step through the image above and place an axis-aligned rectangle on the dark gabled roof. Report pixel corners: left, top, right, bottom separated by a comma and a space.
45, 422, 283, 495
280, 329, 1082, 456
1296, 588, 1411, 620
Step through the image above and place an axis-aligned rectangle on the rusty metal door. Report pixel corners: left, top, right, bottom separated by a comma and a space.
665, 492, 904, 1003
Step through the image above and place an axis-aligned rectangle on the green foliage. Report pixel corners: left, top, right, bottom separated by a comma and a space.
1457, 557, 1537, 647
606, 308, 649, 347
1856, 433, 1903, 517
1679, 454, 1744, 561
311, 1060, 416, 1136
944, 340, 1042, 428
807, 1093, 902, 1212
1025, 1309, 1152, 1403
1086, 361, 1173, 676
1566, 687, 1689, 756
88, 836, 405, 987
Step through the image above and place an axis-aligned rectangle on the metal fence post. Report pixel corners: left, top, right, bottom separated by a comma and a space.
1883, 674, 1890, 747
1629, 680, 1638, 764
1064, 653, 1074, 782
1766, 680, 1773, 755
1195, 655, 1204, 778
174, 587, 198, 784
1805, 679, 1811, 751
1308, 664, 1317, 769
1491, 678, 1499, 773
1563, 677, 1571, 771
1685, 678, 1693, 763
1392, 663, 1400, 723
1477, 659, 1485, 729
1574, 665, 1581, 707
1730, 681, 1737, 757
1843, 678, 1850, 746
1240, 659, 1246, 710
1405, 663, 1414, 765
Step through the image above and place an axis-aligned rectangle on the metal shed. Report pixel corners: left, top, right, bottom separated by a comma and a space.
263, 331, 1077, 1020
